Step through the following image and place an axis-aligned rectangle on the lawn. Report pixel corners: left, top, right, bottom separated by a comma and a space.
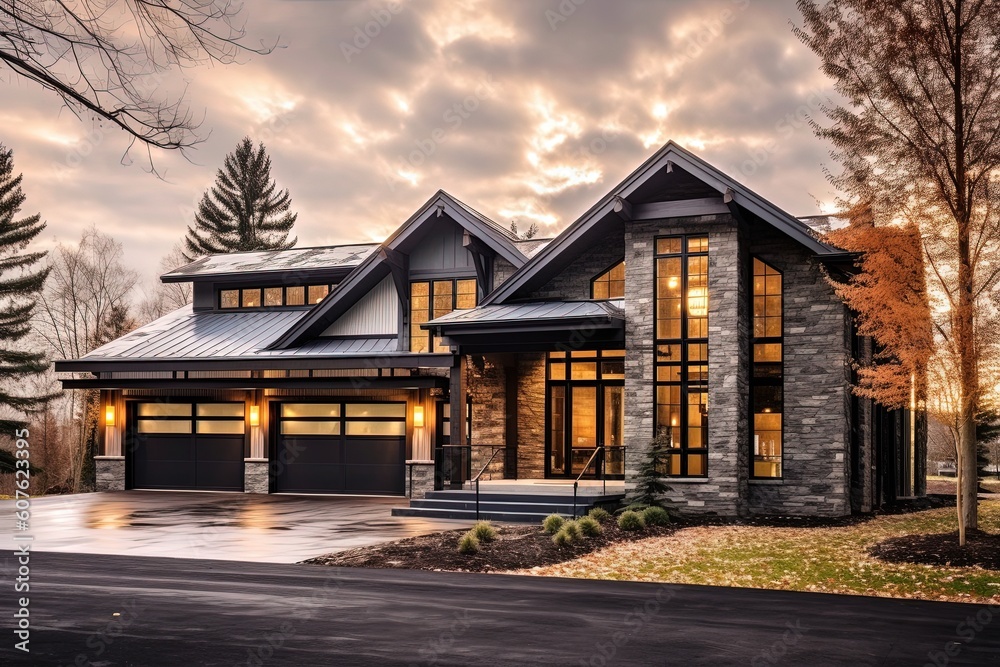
513, 500, 1000, 604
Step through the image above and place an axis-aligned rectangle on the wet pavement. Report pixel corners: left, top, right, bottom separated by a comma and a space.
0, 491, 464, 563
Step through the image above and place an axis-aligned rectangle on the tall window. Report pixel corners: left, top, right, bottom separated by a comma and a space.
654, 236, 709, 477
752, 258, 783, 478
410, 278, 477, 352
592, 261, 625, 299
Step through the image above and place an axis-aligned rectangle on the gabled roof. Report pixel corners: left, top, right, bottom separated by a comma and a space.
484, 141, 840, 305
267, 190, 530, 350
161, 244, 379, 283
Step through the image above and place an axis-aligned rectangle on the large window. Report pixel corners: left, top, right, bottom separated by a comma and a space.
219, 284, 335, 310
410, 278, 477, 352
592, 261, 625, 299
752, 258, 783, 478
654, 236, 709, 477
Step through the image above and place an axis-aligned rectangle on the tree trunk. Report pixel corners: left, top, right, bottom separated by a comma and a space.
959, 402, 978, 532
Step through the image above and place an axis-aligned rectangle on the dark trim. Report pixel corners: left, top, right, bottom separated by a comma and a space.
590, 258, 626, 299
61, 377, 448, 390
653, 234, 710, 478
55, 353, 456, 374
748, 256, 785, 481
163, 267, 357, 285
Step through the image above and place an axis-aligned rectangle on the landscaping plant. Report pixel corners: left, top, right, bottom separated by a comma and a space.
587, 507, 611, 523
642, 506, 670, 527
542, 514, 565, 534
458, 531, 480, 555
577, 516, 602, 537
472, 521, 497, 543
618, 510, 646, 532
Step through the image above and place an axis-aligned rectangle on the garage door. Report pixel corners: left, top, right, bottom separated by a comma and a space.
129, 402, 245, 491
274, 402, 406, 495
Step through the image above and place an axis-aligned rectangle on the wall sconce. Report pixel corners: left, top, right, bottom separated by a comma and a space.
104, 404, 115, 427
688, 287, 708, 317
249, 405, 260, 428
413, 405, 425, 428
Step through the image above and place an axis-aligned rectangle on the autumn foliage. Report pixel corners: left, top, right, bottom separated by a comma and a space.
825, 203, 933, 410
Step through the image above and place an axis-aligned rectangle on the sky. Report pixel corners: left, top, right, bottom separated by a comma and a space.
0, 0, 842, 293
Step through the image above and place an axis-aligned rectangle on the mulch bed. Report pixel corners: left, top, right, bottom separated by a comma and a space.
870, 530, 1000, 571
301, 520, 676, 573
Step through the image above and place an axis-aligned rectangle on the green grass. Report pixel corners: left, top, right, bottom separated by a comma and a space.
522, 501, 1000, 603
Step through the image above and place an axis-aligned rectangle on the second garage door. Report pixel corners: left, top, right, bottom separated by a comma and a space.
273, 402, 406, 495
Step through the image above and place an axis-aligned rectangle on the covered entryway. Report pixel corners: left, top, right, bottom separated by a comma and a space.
128, 401, 246, 491
272, 401, 406, 495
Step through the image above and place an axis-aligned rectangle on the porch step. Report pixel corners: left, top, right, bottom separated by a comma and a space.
391, 490, 625, 524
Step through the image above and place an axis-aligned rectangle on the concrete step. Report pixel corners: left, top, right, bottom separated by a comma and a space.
422, 491, 624, 505
390, 506, 559, 523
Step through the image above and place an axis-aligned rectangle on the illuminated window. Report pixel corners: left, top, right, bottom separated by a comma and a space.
752, 258, 783, 478
410, 278, 477, 352
218, 284, 335, 309
654, 235, 709, 477
592, 261, 625, 299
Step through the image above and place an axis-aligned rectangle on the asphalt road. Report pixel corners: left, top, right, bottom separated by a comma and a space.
1, 551, 998, 666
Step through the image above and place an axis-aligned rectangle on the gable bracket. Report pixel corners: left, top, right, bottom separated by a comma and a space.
378, 246, 409, 310
463, 231, 496, 295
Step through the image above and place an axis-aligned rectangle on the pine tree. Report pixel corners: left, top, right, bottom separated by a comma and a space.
0, 145, 56, 433
628, 428, 672, 509
183, 137, 297, 260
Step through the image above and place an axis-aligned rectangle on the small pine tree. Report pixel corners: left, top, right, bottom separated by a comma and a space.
183, 137, 297, 260
0, 145, 57, 433
629, 428, 672, 508
509, 220, 538, 240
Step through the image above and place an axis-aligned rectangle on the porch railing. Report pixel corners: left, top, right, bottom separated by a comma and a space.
433, 444, 505, 490
573, 445, 627, 518
471, 447, 506, 520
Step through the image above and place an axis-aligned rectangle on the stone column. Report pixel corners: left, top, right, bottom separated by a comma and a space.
244, 459, 269, 494
94, 456, 125, 491
406, 460, 435, 498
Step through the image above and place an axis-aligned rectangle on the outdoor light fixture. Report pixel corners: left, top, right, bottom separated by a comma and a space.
104, 404, 115, 427
249, 405, 260, 428
413, 405, 425, 428
688, 287, 708, 317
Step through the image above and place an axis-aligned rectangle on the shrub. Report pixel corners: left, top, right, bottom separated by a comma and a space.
542, 513, 565, 534
552, 529, 572, 546
617, 510, 646, 531
472, 521, 497, 543
458, 531, 480, 554
587, 507, 611, 523
577, 516, 602, 537
561, 520, 581, 541
629, 429, 672, 507
642, 506, 671, 527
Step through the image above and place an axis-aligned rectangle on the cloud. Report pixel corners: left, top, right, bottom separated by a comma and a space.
0, 0, 836, 289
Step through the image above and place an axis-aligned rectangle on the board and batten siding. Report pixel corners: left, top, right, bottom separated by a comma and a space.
408, 217, 477, 273
321, 275, 399, 336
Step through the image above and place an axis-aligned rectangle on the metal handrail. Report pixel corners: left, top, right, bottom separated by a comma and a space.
573, 446, 606, 519
471, 446, 506, 521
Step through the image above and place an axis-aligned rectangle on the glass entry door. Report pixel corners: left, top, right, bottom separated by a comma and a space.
546, 350, 625, 478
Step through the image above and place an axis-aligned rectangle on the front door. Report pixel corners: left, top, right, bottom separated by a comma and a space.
546, 350, 625, 478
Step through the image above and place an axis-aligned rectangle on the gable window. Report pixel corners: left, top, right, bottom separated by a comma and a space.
219, 284, 336, 310
752, 258, 783, 479
654, 235, 709, 477
410, 278, 477, 352
592, 261, 625, 299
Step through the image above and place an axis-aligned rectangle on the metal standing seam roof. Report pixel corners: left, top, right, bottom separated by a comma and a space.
161, 244, 380, 280
425, 299, 625, 328
77, 306, 397, 361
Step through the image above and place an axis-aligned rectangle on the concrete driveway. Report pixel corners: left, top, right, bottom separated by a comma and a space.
0, 491, 463, 563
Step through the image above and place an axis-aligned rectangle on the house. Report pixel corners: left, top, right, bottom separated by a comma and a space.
55, 142, 924, 517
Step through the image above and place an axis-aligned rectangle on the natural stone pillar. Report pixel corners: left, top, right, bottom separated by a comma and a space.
94, 456, 125, 491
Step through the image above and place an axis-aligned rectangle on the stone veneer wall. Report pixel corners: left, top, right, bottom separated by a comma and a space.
244, 460, 269, 494
530, 241, 625, 300
624, 214, 749, 516
516, 354, 546, 479
468, 355, 507, 476
94, 456, 125, 491
748, 226, 852, 516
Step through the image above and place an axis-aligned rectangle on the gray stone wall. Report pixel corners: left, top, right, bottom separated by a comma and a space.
468, 355, 507, 476
244, 460, 269, 494
624, 214, 748, 516
405, 460, 435, 498
530, 241, 624, 300
493, 257, 519, 288
747, 227, 852, 516
517, 353, 546, 479
95, 457, 125, 492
